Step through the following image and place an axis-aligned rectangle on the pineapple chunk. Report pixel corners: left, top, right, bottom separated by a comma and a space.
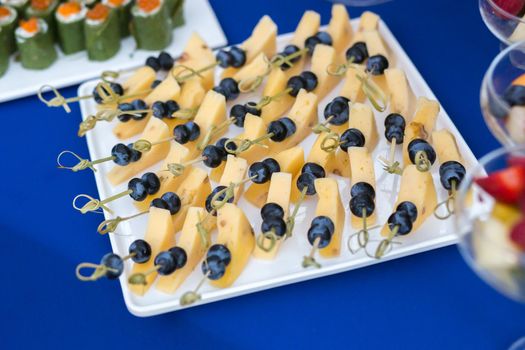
381, 165, 437, 236
245, 146, 304, 208
156, 207, 215, 294
128, 207, 175, 296
222, 16, 277, 78
108, 117, 171, 185
348, 147, 376, 227
327, 4, 353, 55
311, 44, 342, 100
253, 172, 292, 259
211, 204, 255, 288
314, 178, 345, 258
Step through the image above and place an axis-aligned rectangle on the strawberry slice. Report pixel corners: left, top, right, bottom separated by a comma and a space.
493, 0, 525, 16
475, 165, 525, 204
510, 219, 525, 251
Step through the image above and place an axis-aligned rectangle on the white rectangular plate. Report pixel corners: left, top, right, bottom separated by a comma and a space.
0, 0, 226, 103
78, 18, 478, 317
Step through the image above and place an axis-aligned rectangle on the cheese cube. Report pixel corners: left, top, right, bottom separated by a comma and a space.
144, 75, 181, 106
172, 33, 215, 90
219, 155, 248, 203
314, 178, 345, 258
122, 66, 156, 95
290, 10, 320, 47
348, 147, 376, 227
385, 68, 415, 118
108, 117, 171, 185
329, 149, 351, 178
359, 11, 380, 31
156, 207, 215, 294
233, 53, 271, 84
211, 204, 255, 288
128, 207, 175, 296
261, 68, 295, 124
349, 102, 378, 151
327, 4, 354, 55
113, 115, 151, 140
222, 16, 277, 78
311, 44, 342, 100
135, 141, 192, 212
432, 129, 463, 164
381, 165, 437, 236
339, 64, 366, 104
244, 146, 304, 208
253, 172, 292, 259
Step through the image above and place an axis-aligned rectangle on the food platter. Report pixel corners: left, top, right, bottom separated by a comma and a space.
0, 0, 226, 103
78, 17, 479, 317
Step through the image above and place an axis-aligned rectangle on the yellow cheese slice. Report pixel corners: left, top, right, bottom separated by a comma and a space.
171, 167, 211, 232
348, 147, 376, 227
329, 149, 350, 178
348, 102, 378, 151
385, 68, 415, 118
211, 203, 255, 288
210, 162, 226, 183
311, 44, 342, 100
235, 114, 269, 164
222, 15, 277, 78
108, 117, 171, 186
261, 68, 295, 124
233, 53, 270, 84
359, 11, 380, 31
134, 141, 192, 212
327, 4, 354, 55
364, 30, 389, 59
244, 145, 305, 208
144, 75, 181, 106
381, 164, 437, 237
402, 97, 440, 166
339, 64, 366, 104
172, 33, 215, 90
155, 207, 215, 294
128, 207, 175, 296
178, 79, 206, 109
187, 90, 227, 158
314, 178, 345, 258
113, 115, 151, 140
290, 10, 320, 47
432, 129, 463, 164
122, 66, 156, 95
219, 155, 248, 203
253, 172, 292, 259
268, 89, 318, 153
291, 133, 335, 202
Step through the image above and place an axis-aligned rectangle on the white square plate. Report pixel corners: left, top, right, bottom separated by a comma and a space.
0, 0, 226, 103
78, 18, 478, 317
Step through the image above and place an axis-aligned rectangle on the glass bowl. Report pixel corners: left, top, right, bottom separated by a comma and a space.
480, 0, 525, 45
455, 145, 525, 303
481, 40, 525, 146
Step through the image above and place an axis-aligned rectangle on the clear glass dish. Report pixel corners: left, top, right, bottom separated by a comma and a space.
481, 40, 525, 146
479, 0, 525, 45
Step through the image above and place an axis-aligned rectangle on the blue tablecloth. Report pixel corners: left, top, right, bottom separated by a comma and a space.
2, 0, 524, 348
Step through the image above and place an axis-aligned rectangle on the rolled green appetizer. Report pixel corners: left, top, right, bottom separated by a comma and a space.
25, 0, 59, 39
0, 33, 8, 77
131, 0, 172, 51
0, 5, 18, 54
102, 0, 132, 37
84, 3, 121, 61
15, 17, 57, 69
55, 1, 87, 54
171, 0, 184, 28
1, 0, 28, 19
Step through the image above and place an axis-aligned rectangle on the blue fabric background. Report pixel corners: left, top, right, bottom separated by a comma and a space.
2, 0, 524, 348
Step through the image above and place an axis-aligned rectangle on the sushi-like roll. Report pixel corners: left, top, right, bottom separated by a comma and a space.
0, 44, 7, 78
1, 0, 28, 19
170, 0, 184, 28
25, 0, 59, 39
15, 17, 57, 69
131, 0, 172, 51
84, 3, 121, 61
102, 0, 133, 37
0, 5, 18, 54
55, 1, 87, 54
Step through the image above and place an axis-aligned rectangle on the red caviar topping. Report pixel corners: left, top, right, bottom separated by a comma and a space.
108, 0, 124, 7
0, 6, 10, 18
31, 0, 52, 11
137, 0, 160, 13
20, 17, 39, 33
57, 2, 81, 17
86, 3, 109, 21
